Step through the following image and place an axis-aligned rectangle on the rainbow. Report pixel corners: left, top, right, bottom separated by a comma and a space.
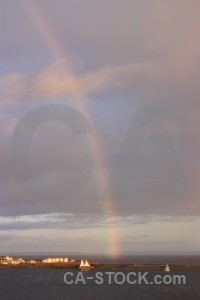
19, 0, 120, 259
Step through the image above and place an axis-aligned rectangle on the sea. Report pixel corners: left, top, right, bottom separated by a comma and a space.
0, 255, 199, 300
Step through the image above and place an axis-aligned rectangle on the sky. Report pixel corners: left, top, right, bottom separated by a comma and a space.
0, 0, 199, 257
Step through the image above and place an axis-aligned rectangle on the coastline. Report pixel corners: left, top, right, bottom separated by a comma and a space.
1, 263, 200, 270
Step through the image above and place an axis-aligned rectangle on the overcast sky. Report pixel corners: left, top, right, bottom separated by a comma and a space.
0, 0, 199, 256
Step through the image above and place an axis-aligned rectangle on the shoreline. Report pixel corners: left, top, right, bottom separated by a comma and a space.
1, 263, 200, 270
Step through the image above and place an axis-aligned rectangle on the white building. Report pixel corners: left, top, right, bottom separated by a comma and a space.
29, 260, 36, 264
42, 257, 69, 263
17, 258, 25, 264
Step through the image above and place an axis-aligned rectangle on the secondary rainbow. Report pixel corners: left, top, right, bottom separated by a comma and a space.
20, 0, 120, 259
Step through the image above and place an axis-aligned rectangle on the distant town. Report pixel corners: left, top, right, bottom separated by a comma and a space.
0, 256, 99, 269
1, 256, 69, 265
